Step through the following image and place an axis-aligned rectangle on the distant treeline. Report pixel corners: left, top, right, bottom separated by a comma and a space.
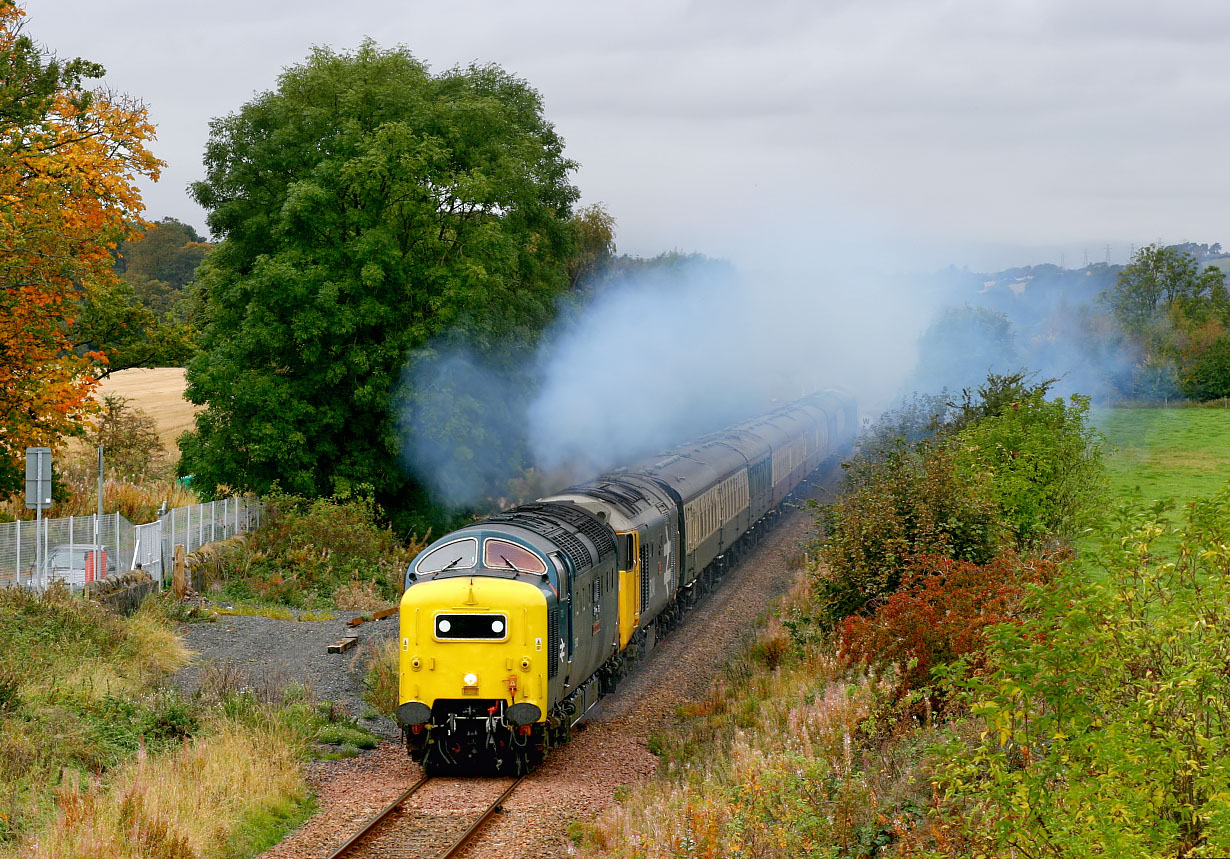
910, 242, 1230, 403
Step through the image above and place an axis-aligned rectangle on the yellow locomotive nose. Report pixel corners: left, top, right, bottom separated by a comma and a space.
398, 576, 549, 729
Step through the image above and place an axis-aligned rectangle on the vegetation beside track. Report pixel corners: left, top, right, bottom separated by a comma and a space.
0, 586, 384, 858
580, 379, 1230, 858
205, 490, 426, 611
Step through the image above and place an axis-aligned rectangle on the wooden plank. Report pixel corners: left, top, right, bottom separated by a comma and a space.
345, 606, 398, 628
327, 636, 359, 654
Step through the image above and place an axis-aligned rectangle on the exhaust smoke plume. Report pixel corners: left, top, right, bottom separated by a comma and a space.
401, 257, 932, 508
400, 249, 1139, 511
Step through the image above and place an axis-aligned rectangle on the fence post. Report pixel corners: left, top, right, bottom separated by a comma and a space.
173, 543, 186, 599
14, 519, 19, 586
210, 500, 216, 544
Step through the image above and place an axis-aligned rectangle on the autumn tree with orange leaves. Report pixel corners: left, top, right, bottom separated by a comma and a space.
0, 0, 162, 496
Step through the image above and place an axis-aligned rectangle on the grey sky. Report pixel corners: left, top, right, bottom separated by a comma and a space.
27, 0, 1230, 271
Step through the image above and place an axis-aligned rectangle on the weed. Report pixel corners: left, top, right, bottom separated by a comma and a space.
362, 638, 400, 717
209, 490, 426, 609
565, 820, 592, 846
315, 724, 378, 750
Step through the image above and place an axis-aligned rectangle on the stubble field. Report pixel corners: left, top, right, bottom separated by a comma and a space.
93, 367, 198, 459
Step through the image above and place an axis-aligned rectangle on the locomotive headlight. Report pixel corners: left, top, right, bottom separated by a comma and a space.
463, 672, 479, 687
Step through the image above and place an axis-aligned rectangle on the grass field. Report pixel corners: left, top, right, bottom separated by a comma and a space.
1094, 406, 1230, 506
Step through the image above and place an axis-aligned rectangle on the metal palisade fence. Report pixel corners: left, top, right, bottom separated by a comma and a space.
0, 496, 262, 591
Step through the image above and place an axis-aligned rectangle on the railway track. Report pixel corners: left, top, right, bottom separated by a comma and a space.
325, 774, 524, 859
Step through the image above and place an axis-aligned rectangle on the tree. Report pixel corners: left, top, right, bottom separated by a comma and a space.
912, 305, 1019, 395
0, 0, 161, 496
87, 394, 165, 479
566, 202, 615, 288
115, 216, 209, 318
1105, 243, 1224, 334
1180, 335, 1230, 400
116, 217, 207, 287
181, 42, 579, 526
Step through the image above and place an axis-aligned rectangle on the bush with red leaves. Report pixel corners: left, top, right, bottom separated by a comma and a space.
836, 553, 1060, 698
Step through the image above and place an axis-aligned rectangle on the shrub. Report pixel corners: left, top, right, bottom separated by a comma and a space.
214, 489, 425, 608
951, 388, 1107, 549
836, 553, 1059, 701
931, 495, 1230, 858
813, 443, 1003, 626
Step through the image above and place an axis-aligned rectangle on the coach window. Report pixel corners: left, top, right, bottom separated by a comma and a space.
483, 539, 547, 574
416, 538, 477, 574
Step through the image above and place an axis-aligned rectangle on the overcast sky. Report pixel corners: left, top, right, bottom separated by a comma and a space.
27, 0, 1230, 272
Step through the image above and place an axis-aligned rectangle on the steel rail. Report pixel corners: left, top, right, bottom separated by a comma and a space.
438, 776, 525, 859
325, 773, 433, 859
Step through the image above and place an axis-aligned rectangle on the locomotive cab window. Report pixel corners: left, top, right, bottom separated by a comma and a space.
617, 532, 635, 571
416, 538, 478, 574
482, 539, 547, 574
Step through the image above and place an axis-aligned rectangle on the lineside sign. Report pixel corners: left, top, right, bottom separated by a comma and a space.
25, 447, 51, 511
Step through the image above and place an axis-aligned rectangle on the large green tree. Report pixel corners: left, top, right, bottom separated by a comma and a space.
180, 42, 579, 522
1105, 243, 1226, 334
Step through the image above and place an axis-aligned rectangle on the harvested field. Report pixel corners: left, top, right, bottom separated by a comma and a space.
94, 368, 199, 459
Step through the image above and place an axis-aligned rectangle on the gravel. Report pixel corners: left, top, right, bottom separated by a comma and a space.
172, 610, 401, 738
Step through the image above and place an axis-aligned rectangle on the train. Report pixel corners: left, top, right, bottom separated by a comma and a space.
394, 390, 857, 773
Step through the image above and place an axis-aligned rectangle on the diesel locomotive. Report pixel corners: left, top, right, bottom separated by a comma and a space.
395, 390, 856, 773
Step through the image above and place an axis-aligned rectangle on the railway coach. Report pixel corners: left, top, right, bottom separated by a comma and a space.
396, 390, 856, 773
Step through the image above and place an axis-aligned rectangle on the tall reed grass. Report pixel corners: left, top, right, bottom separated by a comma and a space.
24, 723, 309, 859
0, 460, 198, 525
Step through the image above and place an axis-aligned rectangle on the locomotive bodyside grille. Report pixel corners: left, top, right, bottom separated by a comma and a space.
548, 609, 559, 678
640, 543, 650, 609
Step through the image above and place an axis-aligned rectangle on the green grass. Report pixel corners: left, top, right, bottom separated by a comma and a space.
1094, 406, 1230, 506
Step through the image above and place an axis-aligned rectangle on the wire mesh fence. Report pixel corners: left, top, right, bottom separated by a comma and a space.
0, 496, 262, 591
